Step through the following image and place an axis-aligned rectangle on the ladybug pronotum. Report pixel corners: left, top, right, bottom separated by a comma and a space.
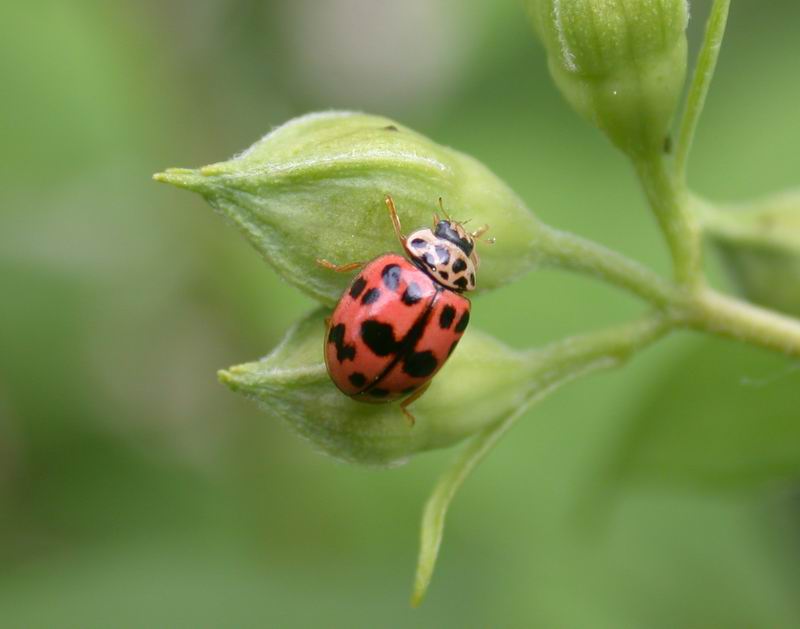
318, 196, 492, 424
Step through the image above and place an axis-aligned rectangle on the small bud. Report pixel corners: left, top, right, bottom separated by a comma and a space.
218, 309, 536, 467
700, 191, 800, 316
527, 0, 688, 157
155, 112, 544, 306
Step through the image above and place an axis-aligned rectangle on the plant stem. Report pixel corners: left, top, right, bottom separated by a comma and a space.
675, 0, 732, 182
634, 153, 703, 286
539, 219, 800, 359
686, 289, 800, 358
538, 224, 677, 306
529, 311, 674, 374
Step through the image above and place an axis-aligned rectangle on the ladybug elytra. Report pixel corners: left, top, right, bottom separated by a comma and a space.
319, 196, 491, 424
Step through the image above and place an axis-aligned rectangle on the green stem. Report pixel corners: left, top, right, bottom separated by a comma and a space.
686, 289, 800, 358
675, 0, 732, 182
538, 224, 676, 306
539, 219, 800, 359
528, 310, 673, 373
634, 152, 702, 286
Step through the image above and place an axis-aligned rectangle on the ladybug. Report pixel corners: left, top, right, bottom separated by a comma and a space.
318, 195, 491, 423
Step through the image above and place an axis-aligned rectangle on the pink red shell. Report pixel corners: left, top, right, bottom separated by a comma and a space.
324, 254, 470, 402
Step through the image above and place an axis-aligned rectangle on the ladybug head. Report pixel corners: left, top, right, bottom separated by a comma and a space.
404, 219, 483, 292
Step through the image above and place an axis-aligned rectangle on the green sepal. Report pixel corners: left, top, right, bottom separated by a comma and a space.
219, 308, 536, 467
697, 191, 800, 316
155, 112, 544, 306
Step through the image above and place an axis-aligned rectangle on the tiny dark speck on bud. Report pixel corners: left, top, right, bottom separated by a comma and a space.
383, 125, 399, 132
663, 135, 673, 154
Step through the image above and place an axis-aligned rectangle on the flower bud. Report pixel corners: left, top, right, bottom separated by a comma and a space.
700, 191, 800, 316
219, 309, 536, 467
527, 0, 688, 157
155, 112, 544, 306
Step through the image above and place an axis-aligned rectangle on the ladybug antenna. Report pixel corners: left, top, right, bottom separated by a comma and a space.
438, 197, 452, 222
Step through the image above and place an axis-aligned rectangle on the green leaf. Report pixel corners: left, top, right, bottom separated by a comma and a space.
155, 112, 544, 306
411, 413, 517, 607
598, 339, 800, 493
411, 313, 671, 605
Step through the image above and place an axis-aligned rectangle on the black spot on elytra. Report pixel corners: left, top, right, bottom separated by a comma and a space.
411, 238, 427, 250
369, 388, 390, 398
440, 271, 449, 280
362, 287, 381, 305
381, 264, 402, 290
402, 282, 423, 305
454, 277, 468, 290
403, 351, 438, 378
348, 372, 366, 388
448, 339, 460, 356
360, 320, 397, 356
439, 305, 456, 329
435, 245, 450, 264
349, 276, 367, 299
469, 273, 475, 286
452, 258, 467, 273
328, 323, 356, 362
328, 323, 344, 346
455, 310, 470, 333
401, 386, 417, 395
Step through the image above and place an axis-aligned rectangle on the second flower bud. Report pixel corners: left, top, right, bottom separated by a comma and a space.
527, 0, 689, 158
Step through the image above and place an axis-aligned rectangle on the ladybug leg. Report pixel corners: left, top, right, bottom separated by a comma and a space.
471, 224, 496, 244
471, 224, 490, 239
398, 381, 432, 426
324, 316, 331, 328
384, 195, 406, 246
316, 259, 365, 273
470, 224, 489, 238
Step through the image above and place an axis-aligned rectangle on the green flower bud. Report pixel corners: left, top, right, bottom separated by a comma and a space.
219, 309, 537, 467
527, 0, 688, 157
154, 112, 544, 306
698, 191, 800, 316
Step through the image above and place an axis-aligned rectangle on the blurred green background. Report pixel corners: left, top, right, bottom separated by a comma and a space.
2, 1, 800, 627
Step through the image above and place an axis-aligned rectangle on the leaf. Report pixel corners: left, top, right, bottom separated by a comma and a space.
598, 339, 800, 493
411, 413, 516, 607
411, 313, 671, 605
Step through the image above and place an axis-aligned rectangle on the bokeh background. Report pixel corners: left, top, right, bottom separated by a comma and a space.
2, 1, 800, 627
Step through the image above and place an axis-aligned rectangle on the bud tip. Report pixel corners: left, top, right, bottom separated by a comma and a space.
217, 368, 237, 389
152, 167, 214, 193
